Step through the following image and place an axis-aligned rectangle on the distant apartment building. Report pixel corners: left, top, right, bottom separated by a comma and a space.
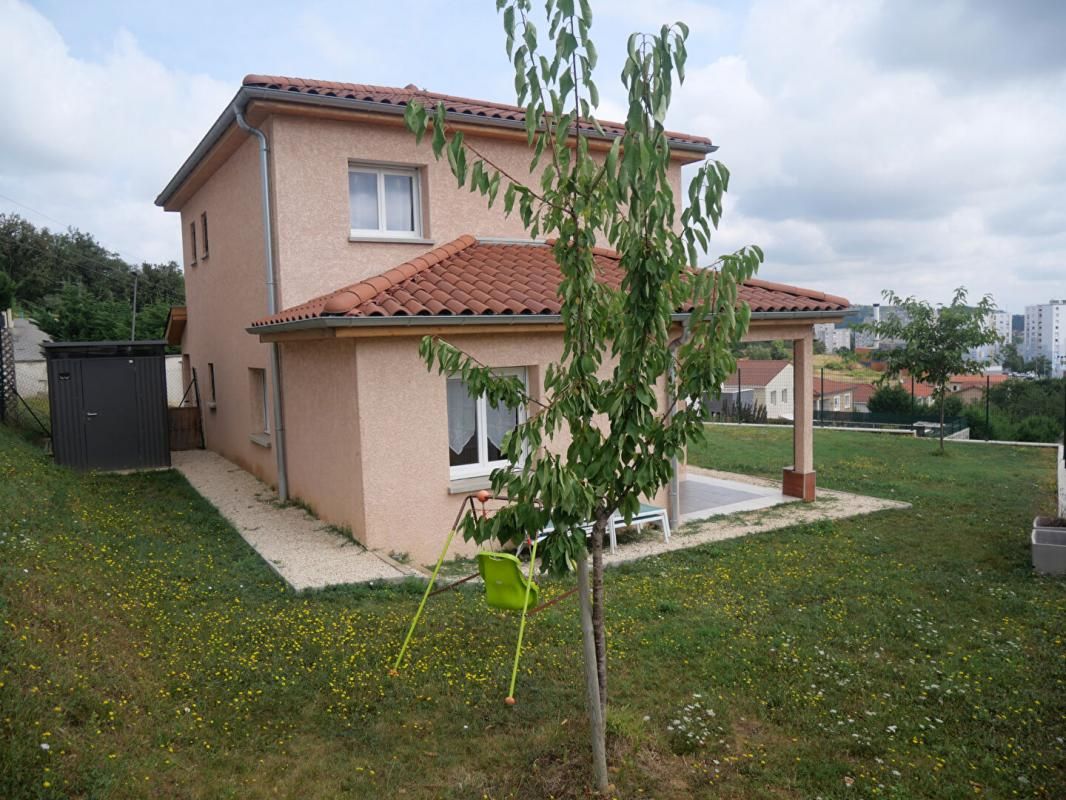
853, 303, 907, 350
968, 309, 1011, 364
1023, 300, 1066, 376
813, 323, 852, 353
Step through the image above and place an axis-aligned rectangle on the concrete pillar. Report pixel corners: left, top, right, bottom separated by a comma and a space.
783, 332, 816, 501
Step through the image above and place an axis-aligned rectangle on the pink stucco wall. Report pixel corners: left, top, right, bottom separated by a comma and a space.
266, 114, 688, 309
179, 134, 276, 484
280, 338, 364, 533
274, 331, 667, 565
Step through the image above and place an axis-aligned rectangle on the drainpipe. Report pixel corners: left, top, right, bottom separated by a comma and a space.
667, 317, 692, 529
234, 104, 289, 502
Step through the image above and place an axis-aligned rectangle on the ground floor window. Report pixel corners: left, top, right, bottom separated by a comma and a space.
447, 367, 526, 478
249, 368, 268, 434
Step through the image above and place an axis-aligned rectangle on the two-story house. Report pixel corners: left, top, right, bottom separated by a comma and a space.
157, 75, 849, 562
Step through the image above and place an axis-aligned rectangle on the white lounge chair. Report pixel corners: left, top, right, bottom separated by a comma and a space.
517, 503, 671, 556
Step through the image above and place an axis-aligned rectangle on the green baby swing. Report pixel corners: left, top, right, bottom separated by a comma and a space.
390, 490, 574, 705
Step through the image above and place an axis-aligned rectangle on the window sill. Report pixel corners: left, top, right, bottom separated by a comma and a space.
348, 235, 434, 245
448, 475, 493, 494
250, 432, 272, 448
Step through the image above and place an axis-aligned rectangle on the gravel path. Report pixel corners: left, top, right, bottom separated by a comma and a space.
172, 450, 419, 590
172, 450, 908, 587
603, 465, 910, 567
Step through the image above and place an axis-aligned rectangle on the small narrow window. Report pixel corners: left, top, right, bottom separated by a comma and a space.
348, 165, 422, 238
833, 395, 841, 410
782, 388, 788, 404
189, 221, 198, 266
770, 390, 777, 405
249, 368, 268, 434
208, 362, 216, 406
200, 212, 209, 259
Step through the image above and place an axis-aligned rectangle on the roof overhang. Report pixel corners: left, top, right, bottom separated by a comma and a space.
155, 86, 716, 210
248, 308, 852, 343
164, 306, 187, 346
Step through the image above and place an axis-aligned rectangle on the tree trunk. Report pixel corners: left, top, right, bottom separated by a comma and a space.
939, 393, 946, 454
591, 513, 608, 717
577, 554, 609, 793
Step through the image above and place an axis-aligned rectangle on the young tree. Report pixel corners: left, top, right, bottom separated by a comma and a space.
403, 1, 762, 789
863, 288, 999, 453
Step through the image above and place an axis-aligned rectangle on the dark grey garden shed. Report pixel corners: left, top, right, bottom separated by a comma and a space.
45, 341, 170, 471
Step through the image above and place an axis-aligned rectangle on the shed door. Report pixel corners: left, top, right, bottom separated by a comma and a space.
83, 357, 141, 470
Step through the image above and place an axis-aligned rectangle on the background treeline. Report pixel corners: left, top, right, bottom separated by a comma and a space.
0, 213, 184, 341
869, 379, 1064, 443
961, 378, 1065, 442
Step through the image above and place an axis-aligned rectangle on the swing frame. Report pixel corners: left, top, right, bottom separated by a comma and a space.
389, 492, 573, 704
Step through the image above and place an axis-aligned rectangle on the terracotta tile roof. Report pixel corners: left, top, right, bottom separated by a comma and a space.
813, 378, 858, 398
242, 74, 713, 151
723, 360, 791, 388
251, 236, 851, 328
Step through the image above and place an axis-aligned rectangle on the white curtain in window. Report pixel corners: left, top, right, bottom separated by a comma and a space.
446, 379, 477, 455
384, 174, 414, 232
485, 398, 517, 455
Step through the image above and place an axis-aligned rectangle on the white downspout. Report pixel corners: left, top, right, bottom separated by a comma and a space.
234, 104, 289, 501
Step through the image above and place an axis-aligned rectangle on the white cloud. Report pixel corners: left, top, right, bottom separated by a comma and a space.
0, 0, 231, 264
665, 0, 1066, 310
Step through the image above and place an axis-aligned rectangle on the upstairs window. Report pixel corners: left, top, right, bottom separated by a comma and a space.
189, 221, 198, 266
447, 368, 526, 479
200, 212, 210, 259
348, 165, 421, 238
207, 362, 217, 407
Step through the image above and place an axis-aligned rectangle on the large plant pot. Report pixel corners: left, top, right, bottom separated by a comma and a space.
1032, 517, 1066, 575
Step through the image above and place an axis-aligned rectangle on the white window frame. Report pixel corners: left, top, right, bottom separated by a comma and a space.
448, 367, 528, 480
770, 390, 777, 406
348, 164, 422, 239
782, 388, 788, 404
833, 395, 841, 410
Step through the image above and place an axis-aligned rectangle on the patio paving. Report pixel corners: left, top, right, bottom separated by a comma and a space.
602, 465, 910, 566
172, 449, 420, 591
680, 472, 796, 522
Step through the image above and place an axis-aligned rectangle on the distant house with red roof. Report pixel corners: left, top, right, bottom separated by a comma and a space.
716, 360, 794, 419
156, 74, 850, 559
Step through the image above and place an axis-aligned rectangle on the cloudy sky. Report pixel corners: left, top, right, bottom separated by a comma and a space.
1, 0, 1063, 311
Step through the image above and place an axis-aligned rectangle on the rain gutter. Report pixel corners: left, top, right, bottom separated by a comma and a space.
244, 309, 852, 336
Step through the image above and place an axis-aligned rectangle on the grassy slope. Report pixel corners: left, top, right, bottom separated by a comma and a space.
1, 424, 1063, 799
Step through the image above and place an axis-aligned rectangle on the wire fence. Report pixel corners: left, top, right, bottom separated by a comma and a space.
708, 361, 969, 437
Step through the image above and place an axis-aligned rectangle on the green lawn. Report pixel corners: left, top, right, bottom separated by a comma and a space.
1, 424, 1064, 799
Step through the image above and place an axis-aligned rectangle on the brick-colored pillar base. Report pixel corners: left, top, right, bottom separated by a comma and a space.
782, 468, 816, 502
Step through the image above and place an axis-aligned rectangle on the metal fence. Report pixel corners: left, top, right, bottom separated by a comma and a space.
706, 361, 970, 437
